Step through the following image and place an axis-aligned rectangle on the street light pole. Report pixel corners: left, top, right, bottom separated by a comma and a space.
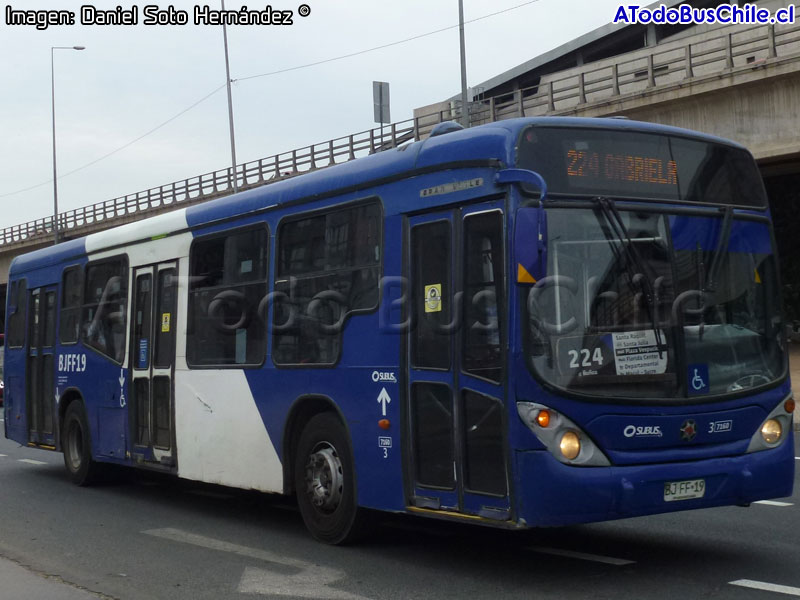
458, 0, 470, 128
221, 0, 239, 193
51, 45, 85, 246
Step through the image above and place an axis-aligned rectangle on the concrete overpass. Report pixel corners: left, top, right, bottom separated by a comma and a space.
417, 14, 800, 166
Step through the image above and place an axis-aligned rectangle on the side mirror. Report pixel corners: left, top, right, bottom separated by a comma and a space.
495, 168, 547, 200
514, 207, 547, 285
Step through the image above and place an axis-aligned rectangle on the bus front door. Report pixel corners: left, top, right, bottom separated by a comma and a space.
405, 202, 511, 522
27, 286, 57, 446
130, 262, 178, 467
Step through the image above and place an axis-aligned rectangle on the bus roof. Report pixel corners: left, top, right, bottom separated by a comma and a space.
8, 117, 746, 278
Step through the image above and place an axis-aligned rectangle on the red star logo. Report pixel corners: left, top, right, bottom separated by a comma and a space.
680, 419, 697, 442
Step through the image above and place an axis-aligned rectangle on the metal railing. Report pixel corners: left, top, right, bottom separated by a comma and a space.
0, 122, 420, 247
468, 21, 800, 124
3, 21, 800, 248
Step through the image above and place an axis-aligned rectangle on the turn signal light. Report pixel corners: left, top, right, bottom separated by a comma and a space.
785, 398, 795, 414
516, 402, 611, 466
378, 419, 391, 430
537, 410, 551, 428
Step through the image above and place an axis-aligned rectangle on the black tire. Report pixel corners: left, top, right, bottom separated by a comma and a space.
62, 401, 102, 486
294, 412, 369, 544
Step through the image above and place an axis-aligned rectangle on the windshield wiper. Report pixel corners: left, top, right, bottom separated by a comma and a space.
703, 205, 734, 294
692, 205, 734, 340
593, 196, 665, 358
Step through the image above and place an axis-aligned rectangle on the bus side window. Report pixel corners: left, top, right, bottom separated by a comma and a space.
187, 226, 268, 367
7, 279, 27, 348
81, 258, 128, 364
60, 266, 83, 344
273, 202, 381, 366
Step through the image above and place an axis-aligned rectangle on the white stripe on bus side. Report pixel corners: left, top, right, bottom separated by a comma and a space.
173, 369, 283, 493
85, 208, 190, 255
84, 209, 283, 492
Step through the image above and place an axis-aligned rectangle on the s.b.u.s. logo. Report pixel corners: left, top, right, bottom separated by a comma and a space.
623, 425, 663, 438
372, 371, 397, 383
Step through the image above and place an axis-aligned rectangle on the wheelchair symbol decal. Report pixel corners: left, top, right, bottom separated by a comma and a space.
691, 369, 706, 391
687, 364, 709, 395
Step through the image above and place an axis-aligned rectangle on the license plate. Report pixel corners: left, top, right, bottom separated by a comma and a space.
664, 479, 706, 502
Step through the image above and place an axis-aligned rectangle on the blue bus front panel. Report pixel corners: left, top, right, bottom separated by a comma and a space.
514, 431, 794, 526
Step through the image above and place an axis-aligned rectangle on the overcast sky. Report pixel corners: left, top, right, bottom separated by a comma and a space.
0, 0, 626, 227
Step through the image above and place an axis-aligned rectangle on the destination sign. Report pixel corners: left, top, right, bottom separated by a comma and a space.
516, 126, 767, 207
566, 149, 678, 187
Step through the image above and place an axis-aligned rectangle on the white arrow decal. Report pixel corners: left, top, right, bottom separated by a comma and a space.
377, 387, 391, 417
238, 566, 366, 599
119, 369, 125, 388
143, 528, 369, 600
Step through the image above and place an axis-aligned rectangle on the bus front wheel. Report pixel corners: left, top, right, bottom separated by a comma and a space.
294, 412, 368, 544
62, 402, 101, 486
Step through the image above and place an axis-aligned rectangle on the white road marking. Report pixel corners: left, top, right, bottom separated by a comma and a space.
528, 546, 635, 566
755, 500, 794, 507
730, 579, 800, 596
143, 528, 369, 599
0, 454, 7, 457
238, 566, 367, 599
18, 459, 47, 465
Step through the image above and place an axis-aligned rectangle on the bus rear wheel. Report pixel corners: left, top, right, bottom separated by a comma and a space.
62, 401, 101, 486
294, 412, 368, 544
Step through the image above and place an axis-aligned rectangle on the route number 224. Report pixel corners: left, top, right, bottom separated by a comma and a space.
568, 348, 603, 368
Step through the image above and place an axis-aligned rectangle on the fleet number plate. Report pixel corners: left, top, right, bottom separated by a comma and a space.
664, 479, 706, 502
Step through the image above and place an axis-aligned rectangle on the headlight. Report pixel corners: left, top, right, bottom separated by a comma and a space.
747, 396, 792, 453
517, 402, 610, 466
559, 431, 581, 460
761, 419, 782, 445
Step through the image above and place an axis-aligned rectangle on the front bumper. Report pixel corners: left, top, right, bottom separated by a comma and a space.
514, 430, 795, 527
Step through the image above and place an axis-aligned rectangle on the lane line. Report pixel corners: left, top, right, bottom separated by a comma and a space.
18, 459, 48, 465
730, 579, 800, 596
0, 454, 7, 457
754, 500, 794, 507
528, 546, 635, 566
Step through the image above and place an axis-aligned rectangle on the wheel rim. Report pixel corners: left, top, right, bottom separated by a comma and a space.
304, 442, 343, 514
66, 420, 83, 472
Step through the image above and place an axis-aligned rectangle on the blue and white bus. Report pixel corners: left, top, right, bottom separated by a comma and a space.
4, 117, 794, 543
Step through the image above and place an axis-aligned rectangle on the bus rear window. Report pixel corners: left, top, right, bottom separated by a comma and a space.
516, 126, 767, 207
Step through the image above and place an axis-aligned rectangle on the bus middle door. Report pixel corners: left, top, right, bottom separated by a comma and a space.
405, 201, 510, 521
130, 262, 178, 467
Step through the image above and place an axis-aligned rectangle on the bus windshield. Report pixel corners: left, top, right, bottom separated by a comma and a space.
523, 207, 785, 400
